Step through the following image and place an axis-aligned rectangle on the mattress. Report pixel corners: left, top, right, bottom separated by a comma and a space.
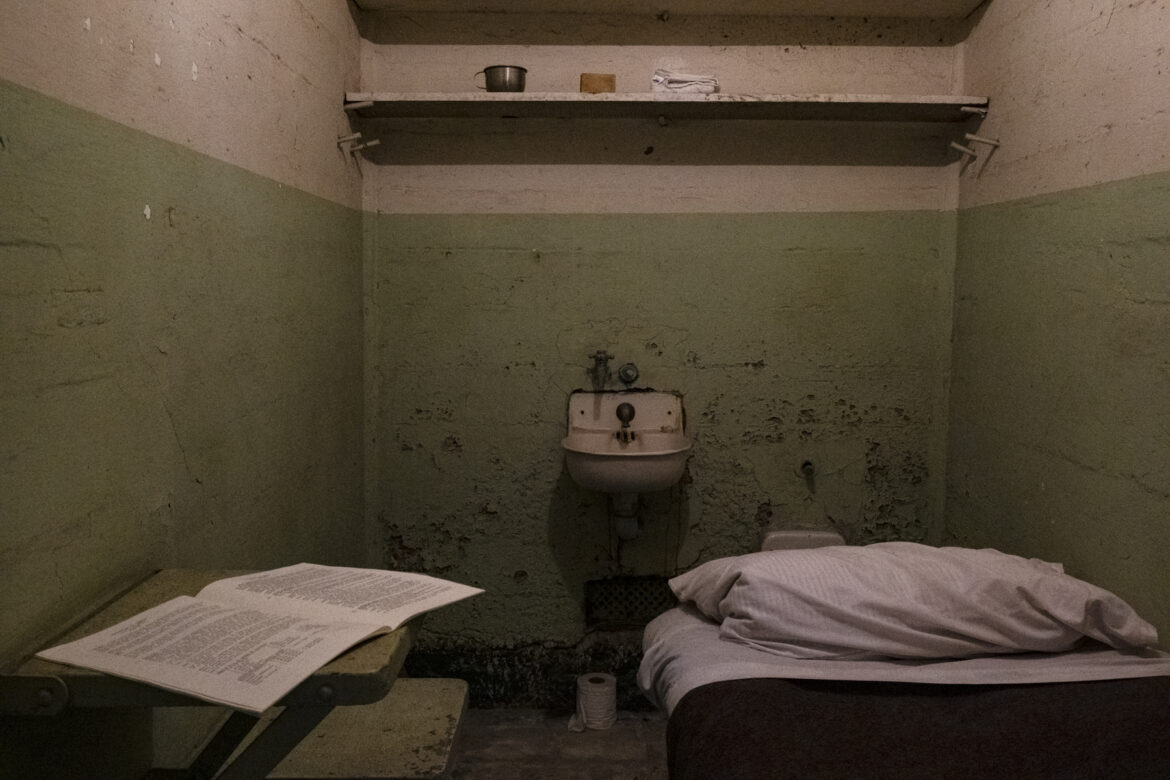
639, 605, 1170, 715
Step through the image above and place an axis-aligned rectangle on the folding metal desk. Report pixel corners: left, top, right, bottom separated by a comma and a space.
3, 569, 418, 779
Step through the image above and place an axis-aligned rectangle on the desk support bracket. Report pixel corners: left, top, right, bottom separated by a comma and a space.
196, 706, 333, 780
0, 675, 69, 716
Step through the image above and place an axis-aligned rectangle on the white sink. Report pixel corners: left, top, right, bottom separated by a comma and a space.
561, 391, 691, 494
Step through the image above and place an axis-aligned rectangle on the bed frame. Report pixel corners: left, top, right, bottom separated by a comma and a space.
667, 674, 1170, 779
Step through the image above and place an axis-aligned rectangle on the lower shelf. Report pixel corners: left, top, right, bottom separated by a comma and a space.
245, 678, 469, 779
344, 91, 989, 123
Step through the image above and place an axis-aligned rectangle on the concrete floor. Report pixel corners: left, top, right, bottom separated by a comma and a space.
449, 709, 668, 779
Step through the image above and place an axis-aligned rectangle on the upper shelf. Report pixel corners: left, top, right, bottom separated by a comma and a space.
344, 91, 989, 123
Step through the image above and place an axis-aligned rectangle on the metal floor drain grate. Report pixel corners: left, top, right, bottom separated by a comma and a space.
585, 576, 677, 630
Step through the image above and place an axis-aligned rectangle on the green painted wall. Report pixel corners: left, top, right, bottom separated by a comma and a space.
0, 78, 365, 674
368, 210, 955, 701
947, 171, 1170, 640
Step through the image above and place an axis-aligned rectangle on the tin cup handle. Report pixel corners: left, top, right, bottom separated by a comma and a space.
473, 70, 487, 90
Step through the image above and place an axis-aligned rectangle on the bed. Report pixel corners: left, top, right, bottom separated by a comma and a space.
638, 542, 1170, 779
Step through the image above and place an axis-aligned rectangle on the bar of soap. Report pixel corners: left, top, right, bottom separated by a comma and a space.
580, 73, 616, 93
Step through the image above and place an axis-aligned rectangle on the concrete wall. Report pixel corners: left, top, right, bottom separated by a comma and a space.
358, 12, 967, 704
947, 0, 1170, 639
358, 12, 967, 214
1, 0, 362, 208
8, 0, 1164, 741
0, 2, 362, 773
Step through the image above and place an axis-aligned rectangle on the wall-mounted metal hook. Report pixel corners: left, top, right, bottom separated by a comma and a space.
964, 132, 1001, 148
338, 132, 381, 155
950, 141, 979, 158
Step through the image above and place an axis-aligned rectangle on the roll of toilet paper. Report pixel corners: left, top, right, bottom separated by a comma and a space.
567, 672, 617, 732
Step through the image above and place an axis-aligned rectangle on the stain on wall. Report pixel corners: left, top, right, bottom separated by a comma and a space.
406, 632, 653, 710
369, 210, 953, 702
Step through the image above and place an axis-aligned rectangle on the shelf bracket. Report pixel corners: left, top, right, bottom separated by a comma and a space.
960, 105, 989, 118
950, 141, 979, 158
964, 132, 1001, 148
951, 130, 1000, 164
337, 132, 381, 155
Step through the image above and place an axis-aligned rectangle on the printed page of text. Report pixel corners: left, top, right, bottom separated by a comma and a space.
198, 563, 484, 629
36, 595, 383, 713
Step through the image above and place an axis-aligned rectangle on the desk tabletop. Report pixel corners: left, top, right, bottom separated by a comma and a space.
15, 570, 416, 710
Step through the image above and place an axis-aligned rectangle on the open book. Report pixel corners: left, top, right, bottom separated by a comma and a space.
35, 563, 483, 715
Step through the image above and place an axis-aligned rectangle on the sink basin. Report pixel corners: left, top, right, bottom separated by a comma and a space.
562, 430, 691, 493
561, 391, 691, 494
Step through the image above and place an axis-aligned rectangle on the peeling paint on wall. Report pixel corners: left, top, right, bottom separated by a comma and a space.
405, 632, 654, 710
370, 211, 952, 679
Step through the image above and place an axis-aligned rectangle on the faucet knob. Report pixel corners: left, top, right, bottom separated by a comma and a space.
617, 362, 639, 385
616, 402, 636, 426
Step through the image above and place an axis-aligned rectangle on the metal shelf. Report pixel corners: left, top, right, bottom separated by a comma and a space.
344, 91, 988, 123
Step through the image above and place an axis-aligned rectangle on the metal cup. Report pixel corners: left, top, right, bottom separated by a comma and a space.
474, 65, 527, 92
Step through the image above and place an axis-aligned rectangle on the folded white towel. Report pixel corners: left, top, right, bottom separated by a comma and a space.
651, 68, 719, 94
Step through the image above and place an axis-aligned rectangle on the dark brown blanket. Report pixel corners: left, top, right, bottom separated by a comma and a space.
667, 676, 1170, 779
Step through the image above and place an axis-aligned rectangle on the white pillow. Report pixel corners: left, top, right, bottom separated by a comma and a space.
669, 542, 1157, 660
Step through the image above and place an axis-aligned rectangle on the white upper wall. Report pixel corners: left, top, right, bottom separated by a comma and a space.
960, 0, 1170, 207
358, 16, 967, 214
0, 0, 362, 209
363, 43, 960, 95
0, 4, 973, 215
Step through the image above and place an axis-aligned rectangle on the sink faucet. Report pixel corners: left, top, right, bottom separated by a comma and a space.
615, 402, 636, 443
588, 350, 613, 391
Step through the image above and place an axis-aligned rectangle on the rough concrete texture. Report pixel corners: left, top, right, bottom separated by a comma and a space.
356, 13, 969, 215
946, 0, 1170, 644
3, 0, 1164, 744
369, 211, 953, 668
361, 42, 959, 97
365, 160, 961, 215
947, 171, 1170, 641
0, 79, 365, 668
450, 707, 668, 780
406, 631, 652, 710
0, 0, 363, 209
357, 10, 974, 49
959, 0, 1170, 207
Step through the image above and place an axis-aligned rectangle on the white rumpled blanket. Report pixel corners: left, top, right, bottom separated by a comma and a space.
638, 605, 1170, 715
651, 68, 719, 94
